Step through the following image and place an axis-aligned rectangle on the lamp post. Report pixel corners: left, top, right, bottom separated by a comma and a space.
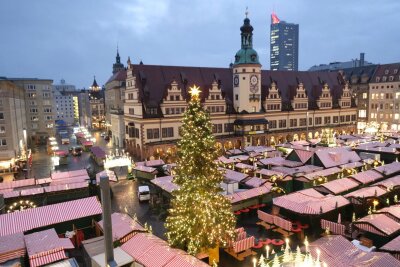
23, 128, 29, 178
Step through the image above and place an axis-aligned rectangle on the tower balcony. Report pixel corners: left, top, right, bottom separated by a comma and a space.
249, 94, 261, 101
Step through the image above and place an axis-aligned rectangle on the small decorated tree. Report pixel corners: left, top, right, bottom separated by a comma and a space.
165, 86, 236, 255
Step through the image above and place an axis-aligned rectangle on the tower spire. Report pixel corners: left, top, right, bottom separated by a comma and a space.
245, 6, 248, 18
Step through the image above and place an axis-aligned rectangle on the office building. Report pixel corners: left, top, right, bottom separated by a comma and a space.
8, 78, 54, 145
270, 12, 299, 71
52, 79, 78, 126
0, 79, 27, 174
309, 53, 374, 72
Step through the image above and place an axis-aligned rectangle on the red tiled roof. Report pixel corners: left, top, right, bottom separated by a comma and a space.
128, 64, 347, 110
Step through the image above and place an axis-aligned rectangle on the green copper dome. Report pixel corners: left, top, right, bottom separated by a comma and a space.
234, 48, 260, 65
233, 16, 260, 65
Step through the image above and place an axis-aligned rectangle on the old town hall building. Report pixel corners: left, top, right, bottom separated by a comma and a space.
121, 15, 357, 160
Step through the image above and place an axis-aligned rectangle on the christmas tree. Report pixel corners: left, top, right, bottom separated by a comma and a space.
165, 86, 236, 255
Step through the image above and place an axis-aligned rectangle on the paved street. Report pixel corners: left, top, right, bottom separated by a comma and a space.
28, 129, 271, 266
29, 129, 166, 241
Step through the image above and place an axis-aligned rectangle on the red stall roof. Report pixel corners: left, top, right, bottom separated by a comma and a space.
354, 213, 400, 237
273, 188, 350, 215
308, 235, 400, 266
0, 196, 102, 237
97, 213, 144, 242
0, 232, 25, 263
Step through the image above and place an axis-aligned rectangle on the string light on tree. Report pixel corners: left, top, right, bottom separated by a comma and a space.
165, 85, 236, 259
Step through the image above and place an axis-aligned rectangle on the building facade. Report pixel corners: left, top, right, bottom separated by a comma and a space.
368, 63, 400, 131
0, 79, 27, 170
309, 53, 374, 72
105, 50, 127, 147
338, 65, 378, 132
270, 12, 299, 71
9, 78, 54, 145
52, 79, 78, 126
89, 77, 105, 129
123, 15, 357, 160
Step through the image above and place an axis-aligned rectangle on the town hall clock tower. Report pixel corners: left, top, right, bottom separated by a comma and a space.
233, 12, 262, 113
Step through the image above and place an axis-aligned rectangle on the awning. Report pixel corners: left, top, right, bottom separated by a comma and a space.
233, 118, 268, 125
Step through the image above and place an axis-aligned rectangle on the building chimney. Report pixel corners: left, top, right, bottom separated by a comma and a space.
100, 175, 116, 267
360, 53, 365, 67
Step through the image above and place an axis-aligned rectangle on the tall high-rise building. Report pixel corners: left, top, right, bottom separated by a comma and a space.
270, 12, 299, 71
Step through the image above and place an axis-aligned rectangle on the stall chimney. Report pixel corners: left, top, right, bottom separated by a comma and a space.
100, 174, 116, 267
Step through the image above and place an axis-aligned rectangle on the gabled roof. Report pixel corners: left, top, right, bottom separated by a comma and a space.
127, 64, 346, 109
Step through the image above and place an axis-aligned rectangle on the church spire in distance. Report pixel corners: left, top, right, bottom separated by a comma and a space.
112, 44, 124, 74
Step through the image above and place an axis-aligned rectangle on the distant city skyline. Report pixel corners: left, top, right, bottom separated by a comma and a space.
1, 0, 399, 88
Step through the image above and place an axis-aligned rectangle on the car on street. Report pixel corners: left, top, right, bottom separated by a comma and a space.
71, 146, 83, 156
138, 185, 150, 202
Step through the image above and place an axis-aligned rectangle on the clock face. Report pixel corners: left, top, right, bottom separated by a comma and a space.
234, 75, 239, 87
250, 75, 258, 86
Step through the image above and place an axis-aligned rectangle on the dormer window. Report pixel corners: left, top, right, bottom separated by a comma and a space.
389, 76, 394, 82
382, 76, 387, 82
376, 77, 380, 82
385, 69, 389, 75
175, 95, 180, 101
394, 69, 398, 74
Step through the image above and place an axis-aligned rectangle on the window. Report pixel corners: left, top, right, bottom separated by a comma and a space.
129, 108, 134, 115
0, 113, 3, 120
340, 115, 345, 122
146, 128, 160, 139
333, 116, 339, 123
46, 124, 53, 128
269, 120, 277, 129
212, 124, 223, 133
362, 93, 367, 99
0, 126, 5, 133
358, 110, 367, 118
324, 117, 331, 124
162, 127, 174, 138
27, 93, 36, 98
44, 115, 52, 120
44, 108, 52, 113
235, 94, 238, 101
351, 115, 356, 121
385, 69, 389, 75
0, 139, 6, 146
224, 123, 234, 132
128, 93, 133, 100
169, 95, 174, 101
148, 108, 157, 115
346, 115, 351, 122
27, 84, 36, 90
279, 119, 286, 128
315, 117, 322, 125
43, 92, 51, 98
376, 77, 380, 82
299, 118, 307, 126
175, 95, 180, 101
289, 119, 297, 127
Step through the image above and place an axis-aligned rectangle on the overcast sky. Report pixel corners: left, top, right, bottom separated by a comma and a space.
1, 0, 399, 88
